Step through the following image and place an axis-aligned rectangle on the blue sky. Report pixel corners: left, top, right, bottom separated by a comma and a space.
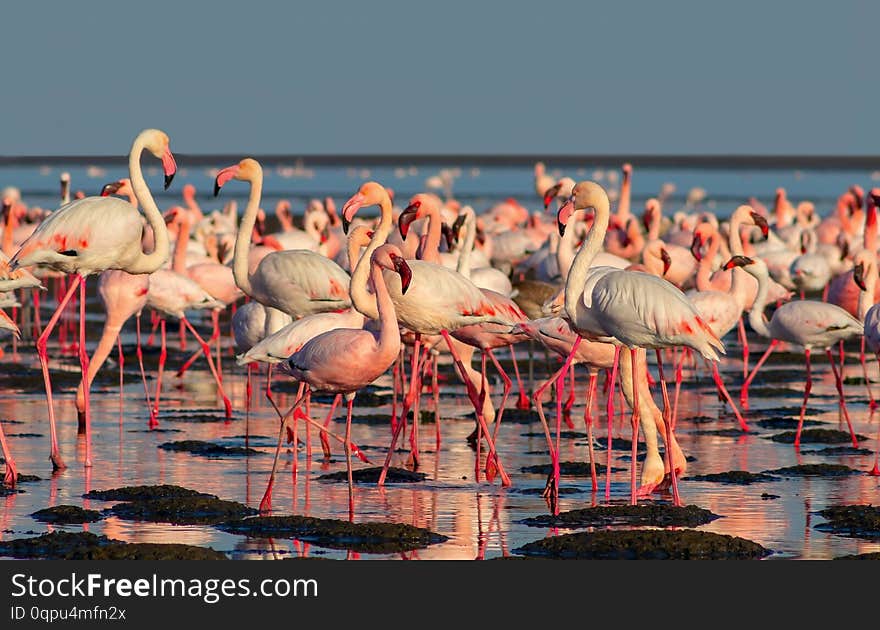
4, 1, 877, 155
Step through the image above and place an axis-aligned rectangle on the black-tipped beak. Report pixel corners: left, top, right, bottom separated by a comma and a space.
342, 215, 351, 235
750, 211, 769, 238
393, 255, 412, 294
398, 204, 419, 239
213, 180, 221, 197
723, 255, 754, 270
164, 172, 175, 191
441, 223, 456, 250
854, 262, 867, 291
690, 234, 703, 261
543, 183, 562, 210
661, 248, 672, 276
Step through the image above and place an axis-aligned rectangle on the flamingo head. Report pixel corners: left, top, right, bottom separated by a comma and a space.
182, 183, 196, 202
722, 255, 754, 270
140, 129, 176, 190
0, 309, 20, 339
853, 260, 867, 291
690, 227, 706, 261
347, 225, 373, 250
440, 222, 456, 250
622, 162, 632, 179
558, 180, 606, 237
543, 182, 563, 210
869, 188, 880, 210
373, 244, 412, 294
342, 181, 388, 234
398, 199, 421, 239
642, 198, 660, 231
213, 158, 262, 197
850, 185, 865, 210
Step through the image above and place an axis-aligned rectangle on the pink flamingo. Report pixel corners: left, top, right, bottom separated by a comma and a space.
725, 255, 862, 449
856, 253, 880, 474
558, 181, 724, 506
827, 191, 880, 317
0, 310, 21, 485
9, 128, 175, 470
261, 244, 411, 516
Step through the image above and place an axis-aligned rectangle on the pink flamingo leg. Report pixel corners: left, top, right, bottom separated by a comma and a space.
655, 349, 681, 506
533, 361, 568, 496
179, 318, 187, 352
344, 394, 356, 521
245, 362, 252, 441
77, 275, 93, 467
182, 317, 232, 418
672, 348, 684, 429
147, 309, 159, 346
741, 339, 780, 408
860, 337, 877, 411
711, 362, 749, 431
510, 343, 530, 410
584, 371, 599, 492
378, 347, 423, 486
36, 274, 81, 471
174, 344, 203, 378
1, 421, 17, 486
431, 354, 441, 449
629, 348, 641, 506
390, 357, 400, 433
826, 348, 858, 448
260, 390, 307, 514
153, 319, 167, 419
605, 345, 621, 501
487, 349, 512, 444
321, 394, 341, 458
738, 316, 749, 380
213, 309, 222, 382
563, 363, 576, 418
134, 314, 157, 428
33, 288, 42, 338
794, 348, 812, 451
117, 335, 124, 419
440, 330, 511, 486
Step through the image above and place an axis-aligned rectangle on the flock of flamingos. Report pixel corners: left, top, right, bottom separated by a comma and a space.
1, 128, 879, 522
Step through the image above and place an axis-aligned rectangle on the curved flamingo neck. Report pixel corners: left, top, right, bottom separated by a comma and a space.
746, 264, 772, 338
2, 207, 17, 257
125, 133, 170, 274
565, 191, 610, 323
232, 170, 264, 298
695, 231, 719, 290
647, 205, 661, 240
276, 202, 294, 232
351, 194, 393, 320
557, 208, 582, 278
865, 203, 877, 252
171, 214, 192, 274
858, 259, 878, 321
416, 202, 443, 264
371, 258, 401, 359
456, 207, 477, 278
618, 170, 631, 222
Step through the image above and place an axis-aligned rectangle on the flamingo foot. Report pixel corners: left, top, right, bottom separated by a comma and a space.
50, 451, 67, 472
635, 483, 658, 498
485, 457, 498, 483
320, 433, 332, 459
541, 472, 556, 499
352, 444, 370, 464
223, 398, 232, 419
3, 462, 17, 487
871, 400, 879, 412
869, 464, 879, 476
258, 480, 273, 515
516, 391, 530, 410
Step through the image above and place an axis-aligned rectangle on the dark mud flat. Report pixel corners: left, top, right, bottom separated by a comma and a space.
0, 486, 22, 496
835, 552, 880, 560
0, 531, 225, 560
770, 429, 867, 444
761, 493, 780, 500
520, 461, 625, 476
764, 464, 861, 477
755, 417, 824, 430
520, 504, 719, 528
317, 466, 426, 483
7, 432, 43, 438
484, 408, 539, 424
127, 428, 183, 434
619, 453, 697, 463
513, 486, 584, 496
218, 516, 448, 553
84, 484, 212, 501
756, 405, 824, 417
347, 413, 392, 425
521, 430, 586, 440
16, 474, 41, 483
161, 413, 237, 423
108, 496, 257, 525
31, 505, 103, 524
689, 428, 757, 437
680, 415, 715, 424
158, 440, 262, 457
804, 446, 874, 457
815, 505, 880, 539
601, 437, 648, 452
684, 470, 780, 485
514, 530, 770, 559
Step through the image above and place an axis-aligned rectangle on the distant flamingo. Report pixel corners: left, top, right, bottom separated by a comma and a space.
9, 128, 176, 470
0, 310, 21, 485
856, 254, 880, 474
261, 244, 412, 516
725, 255, 862, 449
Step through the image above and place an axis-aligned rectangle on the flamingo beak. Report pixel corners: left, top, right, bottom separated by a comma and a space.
213, 165, 239, 197
854, 262, 867, 291
163, 208, 178, 225
392, 254, 412, 294
398, 202, 420, 239
557, 197, 575, 237
162, 147, 177, 190
100, 182, 121, 197
642, 208, 652, 232
690, 233, 703, 261
722, 255, 753, 270
543, 183, 562, 210
441, 223, 456, 250
320, 225, 330, 244
750, 212, 769, 238
341, 192, 366, 235
661, 248, 672, 276
0, 310, 20, 339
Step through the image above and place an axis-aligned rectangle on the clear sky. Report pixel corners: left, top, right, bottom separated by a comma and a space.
4, 1, 877, 156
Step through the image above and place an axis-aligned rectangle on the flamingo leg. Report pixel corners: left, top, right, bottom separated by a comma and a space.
260, 389, 307, 514
654, 349, 681, 506
605, 345, 621, 501
117, 335, 124, 420
76, 275, 93, 467
629, 348, 641, 506
711, 362, 749, 431
794, 348, 812, 451
182, 317, 232, 418
174, 344, 203, 378
134, 314, 157, 428
153, 319, 167, 419
431, 353, 441, 449
344, 394, 355, 521
827, 348, 858, 448
147, 309, 159, 346
440, 330, 511, 486
179, 318, 187, 352
510, 343, 530, 410
534, 361, 568, 496
860, 337, 877, 411
584, 371, 598, 493
487, 349, 512, 444
738, 316, 749, 380
378, 339, 424, 486
0, 420, 17, 486
36, 273, 81, 471
741, 339, 780, 408
245, 362, 252, 440
390, 358, 400, 434
320, 394, 341, 459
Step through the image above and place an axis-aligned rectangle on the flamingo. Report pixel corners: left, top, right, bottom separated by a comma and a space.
0, 310, 21, 485
856, 253, 880, 474
9, 128, 175, 470
343, 182, 514, 486
557, 181, 724, 506
260, 244, 412, 516
725, 255, 862, 449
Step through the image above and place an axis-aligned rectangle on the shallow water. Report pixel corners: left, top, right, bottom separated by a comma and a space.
1, 309, 879, 560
